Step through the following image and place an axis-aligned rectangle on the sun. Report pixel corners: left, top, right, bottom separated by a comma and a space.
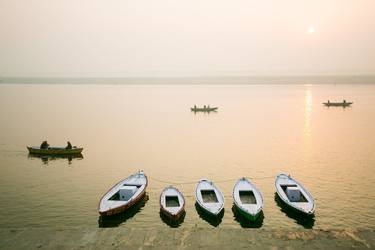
308, 26, 315, 34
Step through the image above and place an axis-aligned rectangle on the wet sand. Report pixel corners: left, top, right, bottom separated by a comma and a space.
1, 228, 374, 249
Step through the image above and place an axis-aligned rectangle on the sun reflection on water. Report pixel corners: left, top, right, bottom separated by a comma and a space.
304, 89, 312, 139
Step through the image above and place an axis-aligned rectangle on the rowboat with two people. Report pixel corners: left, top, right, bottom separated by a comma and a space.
27, 141, 83, 155
191, 105, 218, 112
323, 100, 353, 107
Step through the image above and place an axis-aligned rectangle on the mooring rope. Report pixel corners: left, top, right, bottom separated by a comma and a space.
148, 175, 275, 185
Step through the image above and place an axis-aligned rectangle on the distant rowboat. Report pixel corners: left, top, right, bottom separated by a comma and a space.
191, 106, 218, 112
323, 101, 352, 107
27, 146, 83, 155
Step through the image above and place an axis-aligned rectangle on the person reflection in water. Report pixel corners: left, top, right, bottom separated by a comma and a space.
66, 141, 72, 149
40, 141, 49, 149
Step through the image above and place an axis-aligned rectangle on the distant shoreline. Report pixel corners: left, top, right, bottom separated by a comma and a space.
1, 75, 375, 85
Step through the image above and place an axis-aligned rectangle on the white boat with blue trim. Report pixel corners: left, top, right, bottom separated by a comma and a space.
275, 173, 315, 216
195, 179, 224, 216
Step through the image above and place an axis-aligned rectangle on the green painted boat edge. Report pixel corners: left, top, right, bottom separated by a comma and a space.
234, 204, 260, 222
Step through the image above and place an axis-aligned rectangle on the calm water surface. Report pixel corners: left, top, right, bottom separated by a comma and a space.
0, 83, 375, 229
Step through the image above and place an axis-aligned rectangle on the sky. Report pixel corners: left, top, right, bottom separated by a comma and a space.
0, 0, 374, 77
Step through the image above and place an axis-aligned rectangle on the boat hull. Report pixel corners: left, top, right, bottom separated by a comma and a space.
234, 204, 260, 221
160, 208, 185, 221
159, 187, 185, 221
323, 102, 352, 107
196, 202, 222, 217
195, 179, 224, 216
191, 108, 218, 112
99, 190, 146, 216
98, 171, 148, 216
232, 178, 263, 222
27, 146, 83, 155
275, 192, 314, 217
275, 173, 315, 216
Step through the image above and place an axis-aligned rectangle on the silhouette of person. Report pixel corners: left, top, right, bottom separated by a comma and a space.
40, 141, 49, 149
66, 141, 72, 149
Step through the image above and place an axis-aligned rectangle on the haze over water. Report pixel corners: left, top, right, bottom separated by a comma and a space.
1, 81, 375, 229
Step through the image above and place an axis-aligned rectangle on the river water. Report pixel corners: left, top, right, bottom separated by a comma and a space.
0, 83, 374, 229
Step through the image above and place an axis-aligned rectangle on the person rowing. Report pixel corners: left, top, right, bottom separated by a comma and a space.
40, 141, 49, 149
66, 141, 72, 149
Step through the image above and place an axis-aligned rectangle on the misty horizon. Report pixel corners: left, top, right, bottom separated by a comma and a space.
1, 0, 375, 77
1, 75, 375, 85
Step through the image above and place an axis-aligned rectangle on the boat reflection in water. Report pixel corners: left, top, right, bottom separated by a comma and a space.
274, 193, 315, 229
98, 194, 149, 228
231, 204, 264, 228
28, 153, 84, 165
194, 202, 224, 227
159, 210, 186, 228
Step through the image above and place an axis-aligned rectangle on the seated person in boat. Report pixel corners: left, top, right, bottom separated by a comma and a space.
66, 141, 72, 149
40, 141, 49, 149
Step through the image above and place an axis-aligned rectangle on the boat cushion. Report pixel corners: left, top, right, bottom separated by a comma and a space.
119, 186, 138, 201
286, 186, 301, 202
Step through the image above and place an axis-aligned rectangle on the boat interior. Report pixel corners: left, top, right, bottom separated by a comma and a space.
280, 184, 308, 202
109, 184, 141, 201
165, 196, 180, 207
201, 190, 218, 203
239, 190, 257, 204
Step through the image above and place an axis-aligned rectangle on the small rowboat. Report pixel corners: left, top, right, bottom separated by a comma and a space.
195, 179, 224, 216
323, 101, 352, 107
99, 171, 148, 216
233, 177, 263, 221
191, 107, 218, 112
27, 146, 83, 155
160, 186, 185, 221
275, 173, 315, 216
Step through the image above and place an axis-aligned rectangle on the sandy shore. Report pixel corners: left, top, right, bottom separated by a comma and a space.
1, 228, 374, 249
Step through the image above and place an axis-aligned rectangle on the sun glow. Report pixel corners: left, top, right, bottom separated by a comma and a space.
308, 26, 315, 34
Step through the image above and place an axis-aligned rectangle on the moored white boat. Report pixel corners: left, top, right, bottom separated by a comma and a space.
159, 186, 185, 221
195, 179, 224, 216
275, 173, 315, 216
232, 177, 263, 221
98, 171, 148, 216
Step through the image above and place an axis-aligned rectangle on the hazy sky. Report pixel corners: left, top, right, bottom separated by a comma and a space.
1, 0, 374, 77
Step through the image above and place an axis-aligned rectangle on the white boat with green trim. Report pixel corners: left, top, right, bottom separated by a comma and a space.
232, 177, 263, 221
